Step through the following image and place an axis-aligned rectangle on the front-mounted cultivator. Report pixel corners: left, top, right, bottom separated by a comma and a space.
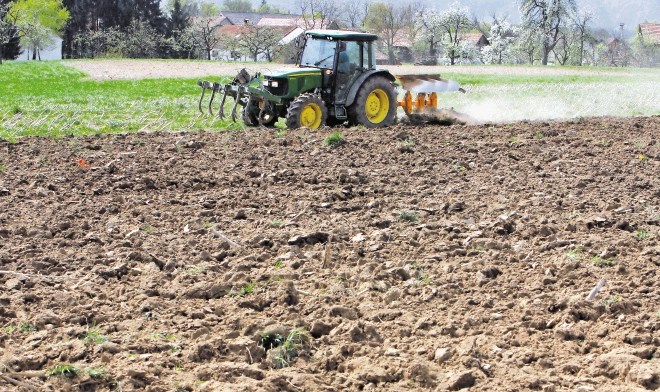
197, 29, 467, 129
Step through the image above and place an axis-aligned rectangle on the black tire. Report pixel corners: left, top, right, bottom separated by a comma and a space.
285, 93, 327, 129
243, 100, 278, 127
242, 100, 259, 127
348, 76, 397, 128
325, 116, 347, 128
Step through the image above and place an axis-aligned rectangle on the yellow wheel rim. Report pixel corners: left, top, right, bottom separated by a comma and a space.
300, 102, 322, 128
365, 88, 390, 124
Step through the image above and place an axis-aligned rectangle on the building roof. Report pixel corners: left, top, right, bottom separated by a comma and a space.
216, 24, 299, 40
639, 23, 660, 45
190, 15, 225, 28
257, 17, 300, 26
463, 33, 489, 46
219, 12, 301, 26
305, 30, 378, 41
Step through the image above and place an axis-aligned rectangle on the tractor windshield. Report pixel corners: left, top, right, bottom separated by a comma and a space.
300, 37, 337, 69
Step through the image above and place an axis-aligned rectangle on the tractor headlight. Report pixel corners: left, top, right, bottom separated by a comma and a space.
263, 80, 279, 88
271, 81, 279, 88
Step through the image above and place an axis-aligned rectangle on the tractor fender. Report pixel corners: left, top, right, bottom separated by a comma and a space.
344, 70, 396, 107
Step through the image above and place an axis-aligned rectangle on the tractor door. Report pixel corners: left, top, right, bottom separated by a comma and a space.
334, 40, 367, 105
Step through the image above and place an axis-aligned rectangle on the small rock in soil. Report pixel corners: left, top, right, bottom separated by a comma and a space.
443, 370, 476, 390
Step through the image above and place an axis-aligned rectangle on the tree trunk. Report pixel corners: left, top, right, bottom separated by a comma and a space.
32, 48, 36, 60
0, 47, 3, 65
578, 33, 584, 66
541, 47, 549, 65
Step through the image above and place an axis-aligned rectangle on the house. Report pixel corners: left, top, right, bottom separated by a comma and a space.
216, 12, 301, 27
212, 23, 302, 61
603, 37, 631, 66
638, 23, 660, 45
462, 33, 490, 50
637, 23, 660, 67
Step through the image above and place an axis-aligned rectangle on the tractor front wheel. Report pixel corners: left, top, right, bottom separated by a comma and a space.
243, 100, 278, 127
286, 93, 327, 129
348, 76, 397, 128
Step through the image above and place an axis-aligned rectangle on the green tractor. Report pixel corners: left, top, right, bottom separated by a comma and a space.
198, 29, 465, 129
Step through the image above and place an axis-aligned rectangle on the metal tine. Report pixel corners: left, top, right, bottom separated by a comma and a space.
208, 82, 220, 116
230, 86, 245, 122
217, 84, 230, 120
197, 80, 210, 114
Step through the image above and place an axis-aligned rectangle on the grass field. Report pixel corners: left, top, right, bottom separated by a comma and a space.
0, 61, 239, 140
1, 60, 659, 140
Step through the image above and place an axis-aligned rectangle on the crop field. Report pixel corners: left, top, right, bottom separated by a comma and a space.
0, 60, 659, 391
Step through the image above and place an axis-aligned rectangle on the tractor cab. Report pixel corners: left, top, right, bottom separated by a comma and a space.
297, 30, 379, 108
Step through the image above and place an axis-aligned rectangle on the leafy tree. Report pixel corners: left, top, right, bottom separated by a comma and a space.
72, 26, 121, 58
256, 0, 281, 13
1, 1, 21, 63
236, 24, 284, 61
186, 16, 220, 59
298, 0, 341, 30
338, 0, 370, 29
364, 2, 413, 64
200, 1, 220, 17
519, 0, 576, 65
111, 18, 164, 58
570, 8, 593, 66
222, 0, 253, 12
10, 0, 69, 60
513, 24, 542, 64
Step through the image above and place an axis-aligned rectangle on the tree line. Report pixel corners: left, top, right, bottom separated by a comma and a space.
1, 0, 657, 67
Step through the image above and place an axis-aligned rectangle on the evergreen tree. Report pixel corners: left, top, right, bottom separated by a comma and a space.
167, 0, 191, 58
169, 0, 189, 34
62, 0, 98, 59
1, 0, 21, 62
63, 0, 169, 58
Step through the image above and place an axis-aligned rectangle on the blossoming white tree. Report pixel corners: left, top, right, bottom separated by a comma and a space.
416, 2, 472, 65
481, 20, 515, 64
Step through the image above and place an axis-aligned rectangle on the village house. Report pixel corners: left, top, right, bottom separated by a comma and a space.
637, 23, 660, 66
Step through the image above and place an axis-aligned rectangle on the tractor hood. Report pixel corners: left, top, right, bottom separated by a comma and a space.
264, 68, 322, 79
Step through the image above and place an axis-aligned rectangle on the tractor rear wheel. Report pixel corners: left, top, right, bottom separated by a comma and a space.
286, 93, 327, 129
348, 76, 397, 128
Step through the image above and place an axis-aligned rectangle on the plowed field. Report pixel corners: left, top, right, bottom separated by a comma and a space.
1, 116, 659, 391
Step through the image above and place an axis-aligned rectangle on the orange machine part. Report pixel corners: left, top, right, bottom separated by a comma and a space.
398, 91, 413, 114
399, 91, 439, 113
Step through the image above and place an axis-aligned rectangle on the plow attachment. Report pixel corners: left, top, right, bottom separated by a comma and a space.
197, 69, 259, 122
396, 74, 474, 125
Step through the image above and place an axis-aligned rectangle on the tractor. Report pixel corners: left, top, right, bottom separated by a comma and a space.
197, 29, 465, 128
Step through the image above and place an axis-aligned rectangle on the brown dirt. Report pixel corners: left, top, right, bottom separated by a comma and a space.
1, 116, 659, 392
